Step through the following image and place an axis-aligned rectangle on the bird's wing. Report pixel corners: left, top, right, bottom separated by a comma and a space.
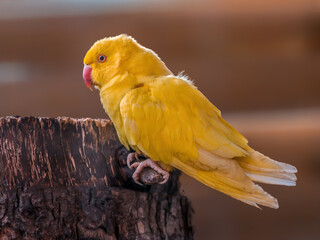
119, 76, 250, 167
119, 77, 198, 164
187, 84, 250, 159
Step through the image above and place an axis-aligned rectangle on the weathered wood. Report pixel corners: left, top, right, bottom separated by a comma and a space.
0, 116, 193, 240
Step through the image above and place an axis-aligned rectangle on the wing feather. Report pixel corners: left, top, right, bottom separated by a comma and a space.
120, 76, 250, 167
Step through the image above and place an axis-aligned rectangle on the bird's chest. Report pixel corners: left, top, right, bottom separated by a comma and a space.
100, 90, 131, 149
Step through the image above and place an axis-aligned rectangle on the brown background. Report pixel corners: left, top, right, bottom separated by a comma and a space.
0, 1, 319, 239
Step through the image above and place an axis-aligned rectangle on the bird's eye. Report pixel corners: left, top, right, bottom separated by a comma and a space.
97, 54, 106, 63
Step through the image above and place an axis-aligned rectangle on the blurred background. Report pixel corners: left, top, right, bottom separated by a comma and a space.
0, 0, 320, 239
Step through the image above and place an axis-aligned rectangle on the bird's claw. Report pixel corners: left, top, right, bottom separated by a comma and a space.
159, 171, 170, 184
132, 159, 170, 185
130, 162, 140, 169
126, 152, 140, 170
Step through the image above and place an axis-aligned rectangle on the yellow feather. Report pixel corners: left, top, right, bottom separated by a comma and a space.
83, 34, 297, 208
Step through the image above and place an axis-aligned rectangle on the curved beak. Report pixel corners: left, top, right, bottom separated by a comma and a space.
83, 64, 93, 91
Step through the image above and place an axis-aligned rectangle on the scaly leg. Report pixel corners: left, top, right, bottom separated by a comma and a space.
132, 158, 170, 185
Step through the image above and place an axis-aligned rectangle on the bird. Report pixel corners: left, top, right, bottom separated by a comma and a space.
82, 34, 297, 209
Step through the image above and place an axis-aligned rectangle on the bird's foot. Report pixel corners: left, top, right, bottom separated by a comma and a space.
127, 152, 141, 170
131, 158, 170, 185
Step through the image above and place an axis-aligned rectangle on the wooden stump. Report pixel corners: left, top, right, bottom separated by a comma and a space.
0, 117, 193, 240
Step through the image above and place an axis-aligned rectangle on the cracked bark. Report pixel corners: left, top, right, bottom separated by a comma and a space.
0, 116, 193, 240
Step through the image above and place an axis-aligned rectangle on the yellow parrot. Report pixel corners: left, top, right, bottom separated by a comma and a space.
83, 34, 297, 209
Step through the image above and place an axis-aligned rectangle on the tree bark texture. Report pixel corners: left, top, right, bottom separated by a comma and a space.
0, 116, 193, 240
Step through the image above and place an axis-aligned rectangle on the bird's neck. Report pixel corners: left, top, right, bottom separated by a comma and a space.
99, 72, 137, 121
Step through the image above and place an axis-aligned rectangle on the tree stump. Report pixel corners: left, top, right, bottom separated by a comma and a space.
0, 117, 193, 240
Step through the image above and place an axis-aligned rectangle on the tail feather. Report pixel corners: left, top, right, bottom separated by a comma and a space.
171, 148, 280, 209
196, 168, 279, 209
245, 173, 296, 186
171, 147, 297, 208
236, 150, 297, 186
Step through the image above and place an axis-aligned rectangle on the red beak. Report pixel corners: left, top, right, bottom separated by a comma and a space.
83, 64, 93, 91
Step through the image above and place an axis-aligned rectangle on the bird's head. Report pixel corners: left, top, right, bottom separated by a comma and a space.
83, 34, 171, 90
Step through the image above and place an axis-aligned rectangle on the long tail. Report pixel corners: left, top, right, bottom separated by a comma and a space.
171, 148, 297, 209
236, 150, 297, 186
